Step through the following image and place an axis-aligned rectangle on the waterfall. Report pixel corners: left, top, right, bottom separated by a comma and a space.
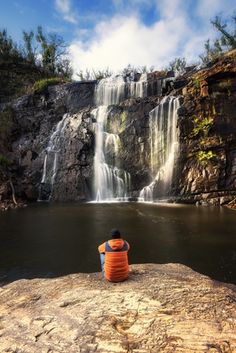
38, 113, 68, 201
139, 96, 180, 202
130, 73, 147, 98
92, 105, 131, 201
93, 74, 146, 201
95, 73, 147, 106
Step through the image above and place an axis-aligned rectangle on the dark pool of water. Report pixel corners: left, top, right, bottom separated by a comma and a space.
0, 202, 235, 284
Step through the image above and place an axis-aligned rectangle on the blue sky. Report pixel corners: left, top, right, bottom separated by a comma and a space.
0, 0, 235, 75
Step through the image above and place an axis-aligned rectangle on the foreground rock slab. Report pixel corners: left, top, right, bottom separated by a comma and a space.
0, 264, 235, 353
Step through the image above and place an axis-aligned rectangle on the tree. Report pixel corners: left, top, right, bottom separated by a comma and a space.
139, 65, 155, 73
36, 26, 72, 78
211, 15, 236, 49
0, 29, 22, 64
56, 58, 73, 78
22, 30, 37, 64
168, 57, 187, 74
199, 39, 223, 64
92, 68, 113, 80
122, 64, 155, 76
77, 68, 112, 81
199, 15, 236, 64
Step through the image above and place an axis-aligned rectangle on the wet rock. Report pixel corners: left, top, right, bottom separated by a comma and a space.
2, 82, 96, 203
0, 264, 235, 352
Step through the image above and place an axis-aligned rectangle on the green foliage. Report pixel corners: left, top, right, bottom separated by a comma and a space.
167, 57, 187, 74
0, 29, 23, 64
33, 77, 67, 93
22, 30, 36, 64
77, 69, 91, 81
77, 68, 113, 81
121, 111, 126, 124
0, 154, 11, 167
119, 111, 127, 132
0, 26, 73, 101
139, 65, 155, 73
94, 68, 113, 80
199, 39, 223, 64
211, 15, 236, 49
200, 15, 236, 64
192, 79, 200, 89
192, 116, 214, 137
35, 26, 72, 78
197, 150, 216, 163
77, 64, 155, 81
56, 58, 73, 79
121, 64, 155, 77
36, 26, 59, 74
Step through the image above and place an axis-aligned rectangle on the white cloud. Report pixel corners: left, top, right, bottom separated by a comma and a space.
195, 0, 233, 19
69, 0, 236, 77
55, 0, 77, 24
55, 0, 70, 13
182, 34, 209, 62
70, 15, 188, 75
155, 0, 186, 19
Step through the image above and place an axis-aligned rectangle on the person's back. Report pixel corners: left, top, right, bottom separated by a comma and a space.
98, 229, 130, 282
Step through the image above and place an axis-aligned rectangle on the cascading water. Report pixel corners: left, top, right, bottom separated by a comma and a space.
139, 96, 180, 202
38, 113, 68, 201
130, 73, 147, 98
92, 105, 131, 201
93, 74, 146, 201
95, 73, 148, 106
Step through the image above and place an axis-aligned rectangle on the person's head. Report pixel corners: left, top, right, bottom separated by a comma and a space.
110, 229, 121, 239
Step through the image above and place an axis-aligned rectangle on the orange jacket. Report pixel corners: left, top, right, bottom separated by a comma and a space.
98, 239, 130, 282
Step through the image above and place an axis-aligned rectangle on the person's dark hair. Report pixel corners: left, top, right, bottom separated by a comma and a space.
111, 229, 121, 239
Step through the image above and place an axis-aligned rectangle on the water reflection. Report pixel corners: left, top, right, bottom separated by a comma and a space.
0, 203, 235, 284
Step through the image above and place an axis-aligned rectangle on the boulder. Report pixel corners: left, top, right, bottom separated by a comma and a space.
0, 264, 235, 352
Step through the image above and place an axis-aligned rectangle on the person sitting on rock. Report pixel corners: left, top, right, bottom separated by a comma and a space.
98, 229, 130, 282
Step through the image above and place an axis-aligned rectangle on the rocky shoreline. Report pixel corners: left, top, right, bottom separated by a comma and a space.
0, 263, 235, 352
0, 199, 27, 211
226, 197, 236, 210
1, 196, 236, 212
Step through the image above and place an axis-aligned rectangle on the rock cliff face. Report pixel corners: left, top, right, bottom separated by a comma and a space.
0, 264, 235, 352
1, 50, 236, 205
176, 49, 236, 205
1, 82, 96, 203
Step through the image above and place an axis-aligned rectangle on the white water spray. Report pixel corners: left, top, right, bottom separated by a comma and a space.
139, 96, 180, 202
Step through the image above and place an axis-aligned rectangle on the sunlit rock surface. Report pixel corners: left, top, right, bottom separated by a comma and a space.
176, 49, 236, 205
0, 263, 235, 352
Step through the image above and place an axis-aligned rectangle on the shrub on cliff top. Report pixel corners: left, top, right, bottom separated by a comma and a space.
33, 77, 68, 93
